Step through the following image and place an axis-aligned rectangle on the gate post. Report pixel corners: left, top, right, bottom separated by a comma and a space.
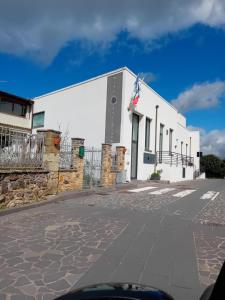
116, 146, 126, 172
71, 138, 85, 190
101, 143, 114, 187
37, 129, 61, 194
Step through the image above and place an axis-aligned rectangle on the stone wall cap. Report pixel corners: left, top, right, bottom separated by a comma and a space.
71, 138, 85, 141
37, 129, 61, 134
0, 169, 49, 174
59, 169, 75, 172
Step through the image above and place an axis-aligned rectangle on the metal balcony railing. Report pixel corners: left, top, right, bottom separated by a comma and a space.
0, 127, 44, 169
156, 151, 194, 166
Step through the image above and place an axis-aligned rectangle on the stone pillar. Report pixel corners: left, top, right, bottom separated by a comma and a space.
101, 143, 113, 187
116, 146, 126, 172
71, 138, 85, 189
37, 129, 61, 194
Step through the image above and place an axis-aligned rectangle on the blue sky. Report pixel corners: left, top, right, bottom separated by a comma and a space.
0, 0, 225, 157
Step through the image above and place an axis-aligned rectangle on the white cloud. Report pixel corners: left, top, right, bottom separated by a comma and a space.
188, 126, 225, 158
0, 0, 225, 64
171, 81, 225, 113
201, 129, 225, 158
139, 72, 157, 84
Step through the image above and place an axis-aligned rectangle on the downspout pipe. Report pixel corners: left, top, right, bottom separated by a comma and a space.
154, 105, 159, 172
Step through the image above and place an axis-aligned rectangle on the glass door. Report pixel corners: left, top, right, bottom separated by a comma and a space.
131, 114, 139, 179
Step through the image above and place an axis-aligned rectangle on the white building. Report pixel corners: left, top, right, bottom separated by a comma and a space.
33, 67, 200, 182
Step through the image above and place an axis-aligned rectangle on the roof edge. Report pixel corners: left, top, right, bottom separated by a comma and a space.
34, 67, 128, 100
0, 90, 33, 103
33, 65, 185, 120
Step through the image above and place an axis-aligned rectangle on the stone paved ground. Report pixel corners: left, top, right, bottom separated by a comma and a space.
0, 179, 225, 300
195, 191, 225, 225
192, 190, 225, 288
0, 208, 127, 299
74, 190, 184, 212
194, 234, 225, 286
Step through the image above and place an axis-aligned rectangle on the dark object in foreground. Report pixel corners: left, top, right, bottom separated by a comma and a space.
55, 261, 225, 300
55, 283, 174, 300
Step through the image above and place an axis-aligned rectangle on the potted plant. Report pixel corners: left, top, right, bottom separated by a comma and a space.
150, 170, 162, 180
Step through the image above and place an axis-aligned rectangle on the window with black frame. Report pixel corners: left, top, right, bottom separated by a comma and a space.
169, 129, 173, 155
32, 111, 45, 128
0, 98, 27, 117
145, 117, 151, 151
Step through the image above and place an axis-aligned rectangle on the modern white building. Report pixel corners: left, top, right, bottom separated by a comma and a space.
33, 67, 200, 182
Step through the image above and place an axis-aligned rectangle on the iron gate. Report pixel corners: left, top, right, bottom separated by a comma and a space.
59, 138, 72, 169
83, 147, 102, 189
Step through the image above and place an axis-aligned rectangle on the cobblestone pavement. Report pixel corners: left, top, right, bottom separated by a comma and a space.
193, 188, 225, 287
195, 191, 225, 225
194, 234, 225, 286
0, 179, 225, 300
0, 208, 127, 299
72, 190, 184, 212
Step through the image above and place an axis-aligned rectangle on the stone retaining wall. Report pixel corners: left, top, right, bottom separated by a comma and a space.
0, 130, 126, 209
58, 170, 82, 192
0, 170, 49, 208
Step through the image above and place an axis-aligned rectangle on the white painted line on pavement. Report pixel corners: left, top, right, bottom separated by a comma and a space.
150, 188, 176, 195
173, 189, 196, 198
200, 191, 217, 200
211, 192, 220, 201
128, 186, 157, 193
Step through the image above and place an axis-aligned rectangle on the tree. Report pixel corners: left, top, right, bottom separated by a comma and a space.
200, 155, 225, 178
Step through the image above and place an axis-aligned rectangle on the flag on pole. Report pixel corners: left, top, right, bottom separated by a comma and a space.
128, 74, 141, 110
132, 95, 139, 105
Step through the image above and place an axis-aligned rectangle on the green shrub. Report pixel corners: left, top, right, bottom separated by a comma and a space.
150, 172, 161, 180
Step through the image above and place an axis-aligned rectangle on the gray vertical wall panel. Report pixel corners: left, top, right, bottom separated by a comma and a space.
105, 72, 123, 143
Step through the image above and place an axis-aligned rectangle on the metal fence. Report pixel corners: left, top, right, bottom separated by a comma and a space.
0, 127, 44, 168
59, 138, 73, 169
156, 151, 194, 166
111, 151, 117, 172
83, 147, 102, 189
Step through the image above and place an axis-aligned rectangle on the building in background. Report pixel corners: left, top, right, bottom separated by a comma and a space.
0, 90, 33, 138
33, 67, 200, 182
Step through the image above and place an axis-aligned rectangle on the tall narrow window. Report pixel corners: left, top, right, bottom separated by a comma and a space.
159, 124, 164, 163
145, 118, 151, 151
189, 137, 192, 157
181, 141, 183, 165
169, 129, 173, 155
186, 144, 188, 157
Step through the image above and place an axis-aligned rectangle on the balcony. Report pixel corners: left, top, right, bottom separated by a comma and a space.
157, 151, 194, 166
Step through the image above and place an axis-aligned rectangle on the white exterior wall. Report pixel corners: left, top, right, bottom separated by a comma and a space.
121, 69, 200, 182
177, 113, 186, 127
33, 76, 108, 147
0, 111, 32, 130
190, 130, 200, 171
159, 164, 194, 182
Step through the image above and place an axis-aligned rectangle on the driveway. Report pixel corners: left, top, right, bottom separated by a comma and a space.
0, 179, 225, 300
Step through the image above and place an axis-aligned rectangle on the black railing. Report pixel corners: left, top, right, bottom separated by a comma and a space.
156, 151, 194, 166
